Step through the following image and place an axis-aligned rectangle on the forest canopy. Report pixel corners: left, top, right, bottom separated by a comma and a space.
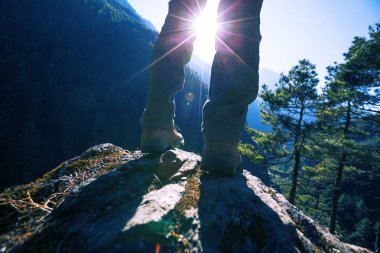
241, 23, 380, 249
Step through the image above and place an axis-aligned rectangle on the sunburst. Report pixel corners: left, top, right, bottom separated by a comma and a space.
126, 0, 254, 84
193, 1, 218, 63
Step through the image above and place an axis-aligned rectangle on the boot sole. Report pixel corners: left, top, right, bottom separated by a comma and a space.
201, 153, 242, 176
141, 139, 184, 154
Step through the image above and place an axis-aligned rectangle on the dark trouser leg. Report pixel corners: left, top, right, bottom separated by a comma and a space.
141, 0, 207, 129
202, 0, 263, 145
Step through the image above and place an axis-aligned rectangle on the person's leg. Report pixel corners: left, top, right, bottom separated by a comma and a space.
141, 0, 207, 152
202, 0, 263, 174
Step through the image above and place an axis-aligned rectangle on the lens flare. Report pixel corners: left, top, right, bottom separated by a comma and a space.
185, 92, 195, 103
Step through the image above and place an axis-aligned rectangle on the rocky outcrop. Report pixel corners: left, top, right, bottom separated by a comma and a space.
0, 144, 373, 253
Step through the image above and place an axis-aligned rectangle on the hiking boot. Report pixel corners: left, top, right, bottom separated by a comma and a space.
141, 127, 184, 153
201, 141, 242, 176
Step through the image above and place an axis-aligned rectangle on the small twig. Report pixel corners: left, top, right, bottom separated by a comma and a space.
43, 192, 67, 208
10, 203, 26, 214
36, 214, 50, 223
56, 199, 65, 207
15, 199, 53, 213
63, 186, 73, 193
44, 199, 56, 208
153, 174, 165, 186
26, 191, 35, 204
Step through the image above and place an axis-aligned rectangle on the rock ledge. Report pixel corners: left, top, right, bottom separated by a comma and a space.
0, 144, 372, 253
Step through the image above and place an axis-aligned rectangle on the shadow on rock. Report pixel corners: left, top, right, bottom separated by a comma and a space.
198, 171, 301, 253
5, 146, 372, 253
13, 154, 164, 253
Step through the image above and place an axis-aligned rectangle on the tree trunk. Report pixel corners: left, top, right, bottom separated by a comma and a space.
289, 148, 300, 204
329, 101, 351, 234
314, 190, 320, 209
289, 105, 305, 204
329, 153, 346, 234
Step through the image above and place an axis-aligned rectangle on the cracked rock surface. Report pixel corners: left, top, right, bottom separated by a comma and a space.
0, 144, 372, 253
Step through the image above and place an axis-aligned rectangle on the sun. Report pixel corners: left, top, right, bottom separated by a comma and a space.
127, 2, 219, 83
193, 1, 219, 64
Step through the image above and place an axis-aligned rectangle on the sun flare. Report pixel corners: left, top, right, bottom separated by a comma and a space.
193, 1, 219, 64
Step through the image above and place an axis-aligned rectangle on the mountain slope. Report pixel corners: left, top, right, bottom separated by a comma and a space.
0, 0, 206, 190
112, 0, 156, 31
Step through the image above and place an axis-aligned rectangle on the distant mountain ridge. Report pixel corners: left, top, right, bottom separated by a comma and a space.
112, 0, 156, 31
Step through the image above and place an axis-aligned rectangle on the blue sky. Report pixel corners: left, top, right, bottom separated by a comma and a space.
129, 0, 379, 84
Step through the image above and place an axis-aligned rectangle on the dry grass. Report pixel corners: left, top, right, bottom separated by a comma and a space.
0, 146, 134, 252
154, 167, 202, 252
175, 168, 202, 216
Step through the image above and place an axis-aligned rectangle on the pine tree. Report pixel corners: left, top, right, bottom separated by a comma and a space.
259, 59, 319, 204
317, 24, 380, 235
348, 218, 373, 248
